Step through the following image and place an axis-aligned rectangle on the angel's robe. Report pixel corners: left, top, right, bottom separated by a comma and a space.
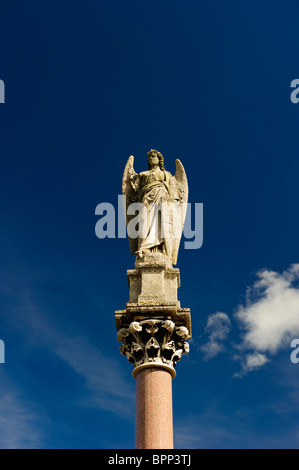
134, 167, 175, 255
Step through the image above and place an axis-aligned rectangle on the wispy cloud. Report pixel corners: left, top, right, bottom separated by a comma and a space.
174, 414, 299, 449
0, 374, 44, 448
232, 351, 269, 377
53, 335, 135, 416
174, 397, 299, 449
200, 312, 231, 360
3, 286, 135, 418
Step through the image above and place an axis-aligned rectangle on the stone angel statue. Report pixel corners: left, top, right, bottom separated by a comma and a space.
122, 149, 188, 265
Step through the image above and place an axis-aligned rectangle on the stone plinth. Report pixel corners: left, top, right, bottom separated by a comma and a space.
127, 256, 180, 305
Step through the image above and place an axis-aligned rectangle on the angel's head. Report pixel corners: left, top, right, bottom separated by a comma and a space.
147, 149, 165, 171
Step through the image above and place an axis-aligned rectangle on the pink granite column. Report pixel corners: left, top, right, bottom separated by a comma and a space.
135, 367, 173, 449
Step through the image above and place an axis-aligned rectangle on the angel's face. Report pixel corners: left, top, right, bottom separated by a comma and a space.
148, 153, 159, 167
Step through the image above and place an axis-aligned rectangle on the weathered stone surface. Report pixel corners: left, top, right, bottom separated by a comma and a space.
127, 255, 180, 305
116, 152, 191, 381
115, 307, 191, 338
117, 318, 190, 378
122, 150, 188, 265
115, 255, 191, 378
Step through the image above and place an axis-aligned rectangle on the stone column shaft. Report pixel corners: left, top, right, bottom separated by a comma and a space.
135, 367, 173, 449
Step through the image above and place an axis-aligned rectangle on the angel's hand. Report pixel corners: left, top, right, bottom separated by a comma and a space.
129, 172, 138, 192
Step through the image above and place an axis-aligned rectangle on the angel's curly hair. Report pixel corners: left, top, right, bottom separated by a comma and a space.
147, 149, 165, 171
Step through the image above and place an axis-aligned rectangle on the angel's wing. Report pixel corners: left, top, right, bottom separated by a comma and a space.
171, 159, 189, 265
174, 159, 188, 203
122, 155, 138, 254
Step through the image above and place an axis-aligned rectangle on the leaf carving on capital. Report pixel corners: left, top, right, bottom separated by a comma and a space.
175, 326, 190, 340
129, 322, 142, 334
161, 340, 176, 362
117, 318, 190, 371
145, 320, 159, 335
162, 320, 175, 333
117, 328, 130, 343
145, 337, 160, 361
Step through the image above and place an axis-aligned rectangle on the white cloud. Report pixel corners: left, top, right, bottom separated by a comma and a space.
200, 264, 299, 375
233, 264, 299, 374
233, 352, 269, 377
235, 264, 299, 357
200, 312, 231, 360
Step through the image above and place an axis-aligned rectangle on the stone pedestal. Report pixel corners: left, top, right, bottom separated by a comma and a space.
127, 252, 180, 305
115, 252, 191, 449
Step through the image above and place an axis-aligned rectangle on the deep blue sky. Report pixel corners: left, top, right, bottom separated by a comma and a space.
0, 0, 299, 449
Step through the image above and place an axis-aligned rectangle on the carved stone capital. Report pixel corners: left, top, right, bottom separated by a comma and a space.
117, 318, 191, 378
